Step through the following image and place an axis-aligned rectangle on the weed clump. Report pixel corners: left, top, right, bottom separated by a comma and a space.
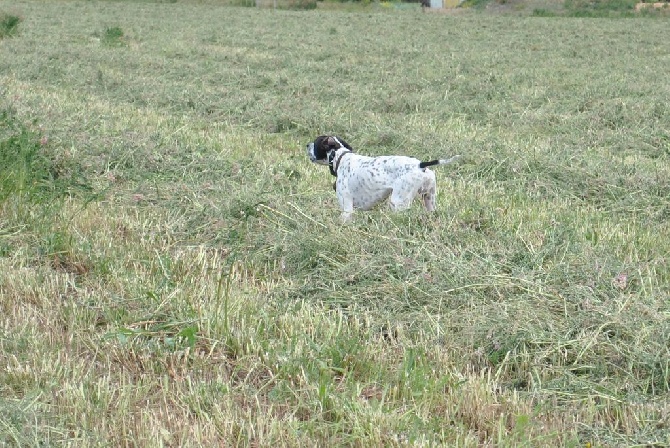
102, 26, 125, 46
0, 110, 53, 203
255, 0, 317, 9
0, 109, 90, 203
0, 13, 21, 38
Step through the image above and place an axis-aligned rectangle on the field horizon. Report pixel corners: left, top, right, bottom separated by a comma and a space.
1, 1, 669, 446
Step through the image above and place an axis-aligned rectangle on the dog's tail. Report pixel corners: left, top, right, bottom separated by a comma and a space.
419, 155, 461, 169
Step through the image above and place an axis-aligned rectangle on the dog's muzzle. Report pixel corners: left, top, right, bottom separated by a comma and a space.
306, 142, 315, 161
307, 142, 328, 165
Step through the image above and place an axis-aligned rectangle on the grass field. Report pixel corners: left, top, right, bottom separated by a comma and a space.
1, 1, 669, 446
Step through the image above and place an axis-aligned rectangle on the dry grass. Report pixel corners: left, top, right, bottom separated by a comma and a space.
1, 0, 669, 446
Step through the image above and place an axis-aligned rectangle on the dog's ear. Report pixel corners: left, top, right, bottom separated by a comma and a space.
313, 135, 352, 162
311, 135, 331, 161
319, 136, 341, 153
326, 136, 354, 152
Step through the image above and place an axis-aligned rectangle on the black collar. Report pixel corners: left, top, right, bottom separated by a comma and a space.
329, 151, 353, 177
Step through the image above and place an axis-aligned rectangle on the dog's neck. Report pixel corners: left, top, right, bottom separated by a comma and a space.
329, 149, 353, 177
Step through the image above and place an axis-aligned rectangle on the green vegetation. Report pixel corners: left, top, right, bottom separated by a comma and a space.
1, 0, 669, 446
256, 0, 318, 10
564, 0, 638, 16
458, 0, 669, 17
460, 0, 494, 9
0, 12, 20, 38
101, 26, 126, 46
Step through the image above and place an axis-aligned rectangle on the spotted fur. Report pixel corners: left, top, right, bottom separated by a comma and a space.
306, 135, 460, 222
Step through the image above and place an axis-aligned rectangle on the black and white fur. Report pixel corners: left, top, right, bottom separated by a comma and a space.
307, 135, 460, 222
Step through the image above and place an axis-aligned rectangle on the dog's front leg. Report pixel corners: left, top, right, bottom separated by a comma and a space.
337, 187, 355, 223
340, 211, 353, 222
339, 199, 354, 222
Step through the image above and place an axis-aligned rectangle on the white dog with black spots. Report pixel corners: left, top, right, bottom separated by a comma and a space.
306, 135, 460, 222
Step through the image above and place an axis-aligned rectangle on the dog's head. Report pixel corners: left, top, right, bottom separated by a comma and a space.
306, 135, 353, 166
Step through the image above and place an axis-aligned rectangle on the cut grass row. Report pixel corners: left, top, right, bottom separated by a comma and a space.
1, 1, 669, 445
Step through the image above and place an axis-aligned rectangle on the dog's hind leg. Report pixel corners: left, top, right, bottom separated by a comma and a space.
421, 188, 437, 212
413, 170, 437, 212
389, 188, 415, 212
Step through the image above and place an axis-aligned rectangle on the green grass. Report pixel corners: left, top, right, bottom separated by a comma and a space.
101, 26, 126, 46
464, 0, 670, 17
1, 0, 670, 446
0, 12, 20, 38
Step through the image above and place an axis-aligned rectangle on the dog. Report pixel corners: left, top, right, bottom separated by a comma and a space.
306, 135, 460, 221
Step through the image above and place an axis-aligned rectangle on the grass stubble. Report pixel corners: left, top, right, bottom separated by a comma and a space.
1, 0, 669, 446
